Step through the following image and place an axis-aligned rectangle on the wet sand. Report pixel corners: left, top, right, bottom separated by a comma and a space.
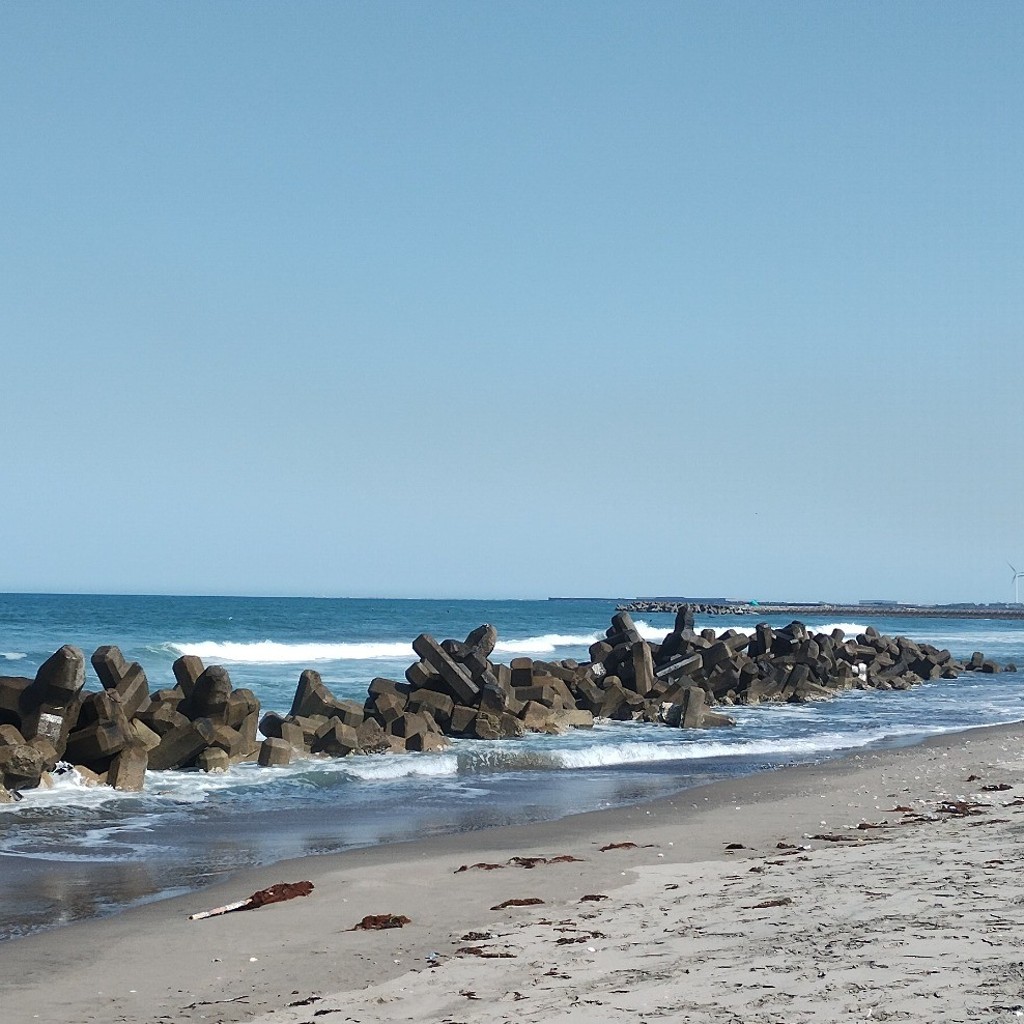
5, 722, 1024, 1024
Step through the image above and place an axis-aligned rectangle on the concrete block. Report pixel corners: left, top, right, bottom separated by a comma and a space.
258, 711, 287, 738
532, 675, 575, 708
367, 690, 406, 724
449, 705, 477, 735
226, 689, 260, 729
355, 717, 390, 754
522, 700, 556, 731
654, 653, 703, 682
411, 635, 480, 705
209, 724, 246, 758
387, 712, 430, 741
464, 623, 498, 659
34, 646, 86, 706
332, 699, 365, 729
185, 666, 232, 723
513, 683, 561, 708
149, 687, 184, 707
0, 743, 46, 790
680, 686, 706, 728
630, 642, 655, 696
471, 711, 501, 740
509, 657, 534, 688
172, 655, 205, 698
293, 715, 329, 747
136, 703, 189, 737
27, 736, 59, 771
91, 646, 150, 718
552, 708, 594, 731
493, 663, 512, 690
573, 676, 604, 714
405, 731, 449, 752
289, 669, 346, 719
701, 642, 732, 675
407, 689, 454, 726
148, 717, 218, 770
368, 677, 411, 698
0, 676, 32, 721
130, 719, 162, 752
237, 713, 260, 757
258, 737, 292, 767
460, 650, 495, 685
311, 719, 359, 757
404, 660, 439, 688
279, 720, 307, 751
196, 747, 230, 773
64, 693, 133, 765
0, 724, 25, 746
607, 611, 641, 646
674, 604, 695, 633
108, 742, 148, 792
20, 699, 79, 758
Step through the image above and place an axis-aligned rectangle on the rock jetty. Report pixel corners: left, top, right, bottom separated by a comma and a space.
619, 599, 1024, 621
1, 608, 1011, 801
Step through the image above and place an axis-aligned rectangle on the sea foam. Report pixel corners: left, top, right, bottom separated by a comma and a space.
164, 631, 612, 665
494, 633, 602, 655
164, 640, 416, 663
812, 622, 869, 636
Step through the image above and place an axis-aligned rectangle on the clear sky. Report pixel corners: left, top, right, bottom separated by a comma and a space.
2, 1, 1022, 603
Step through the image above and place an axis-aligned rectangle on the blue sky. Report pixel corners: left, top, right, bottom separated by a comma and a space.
2, 2, 1022, 602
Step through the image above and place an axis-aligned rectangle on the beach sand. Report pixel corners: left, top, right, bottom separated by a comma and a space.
5, 723, 1024, 1024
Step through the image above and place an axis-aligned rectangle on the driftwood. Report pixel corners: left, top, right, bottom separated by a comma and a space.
188, 881, 314, 921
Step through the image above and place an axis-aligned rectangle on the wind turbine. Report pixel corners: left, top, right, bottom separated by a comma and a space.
1010, 563, 1024, 604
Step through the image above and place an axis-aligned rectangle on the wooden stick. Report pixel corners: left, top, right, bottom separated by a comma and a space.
188, 898, 251, 921
188, 880, 314, 921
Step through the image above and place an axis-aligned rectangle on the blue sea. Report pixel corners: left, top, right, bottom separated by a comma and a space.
2, 592, 1023, 940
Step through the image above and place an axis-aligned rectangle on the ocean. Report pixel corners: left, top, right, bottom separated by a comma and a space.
2, 592, 1023, 941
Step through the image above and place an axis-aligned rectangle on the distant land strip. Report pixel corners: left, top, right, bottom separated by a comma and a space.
614, 600, 1024, 620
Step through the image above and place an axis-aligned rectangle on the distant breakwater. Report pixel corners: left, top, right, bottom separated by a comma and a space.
617, 601, 1024, 621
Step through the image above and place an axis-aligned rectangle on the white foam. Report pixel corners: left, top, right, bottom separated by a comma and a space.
635, 621, 759, 642
165, 630, 614, 665
550, 725, 950, 770
164, 640, 415, 663
0, 766, 134, 813
494, 633, 602, 655
340, 753, 459, 781
634, 621, 671, 642
811, 622, 869, 636
1, 651, 27, 661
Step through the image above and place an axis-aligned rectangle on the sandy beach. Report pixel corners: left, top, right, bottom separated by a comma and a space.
5, 722, 1024, 1024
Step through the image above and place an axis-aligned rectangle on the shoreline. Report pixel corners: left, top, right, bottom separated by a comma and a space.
5, 719, 1024, 1023
0, 717, 1003, 944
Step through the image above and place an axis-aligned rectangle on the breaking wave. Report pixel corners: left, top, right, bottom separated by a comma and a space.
1, 652, 27, 661
455, 724, 952, 774
551, 730, 918, 768
338, 753, 459, 781
163, 631, 612, 665
494, 633, 601, 655
812, 622, 869, 636
162, 640, 416, 663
